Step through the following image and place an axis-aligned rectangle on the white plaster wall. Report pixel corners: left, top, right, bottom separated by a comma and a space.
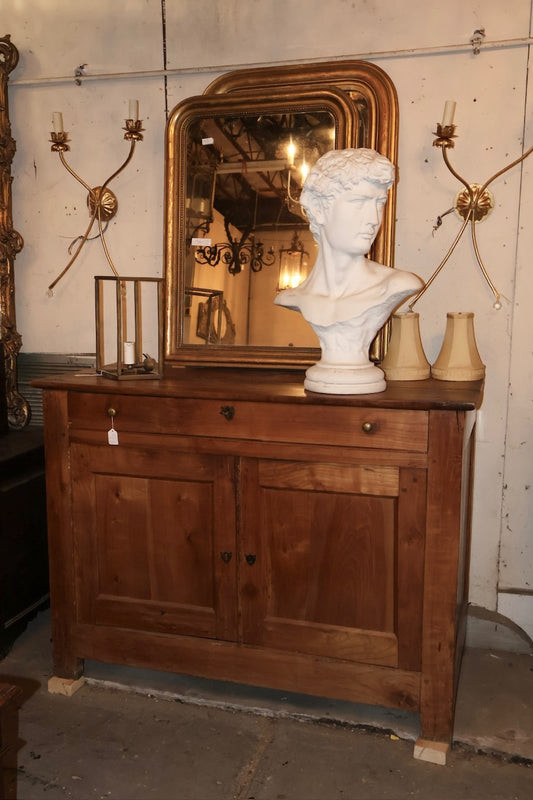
3, 0, 532, 640
497, 31, 533, 636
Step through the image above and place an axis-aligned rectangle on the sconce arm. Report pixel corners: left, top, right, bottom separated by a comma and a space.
470, 218, 501, 306
441, 146, 474, 202
478, 142, 533, 196
101, 138, 137, 188
58, 149, 93, 195
408, 212, 471, 311
48, 201, 100, 293
93, 138, 138, 277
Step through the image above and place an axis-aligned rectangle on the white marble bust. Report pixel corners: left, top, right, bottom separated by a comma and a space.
275, 148, 423, 394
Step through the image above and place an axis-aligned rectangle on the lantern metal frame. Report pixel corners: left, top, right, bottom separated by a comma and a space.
95, 275, 164, 380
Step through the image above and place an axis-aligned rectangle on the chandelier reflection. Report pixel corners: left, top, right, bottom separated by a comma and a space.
195, 218, 275, 276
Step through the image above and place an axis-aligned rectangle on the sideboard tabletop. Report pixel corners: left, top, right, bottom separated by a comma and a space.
33, 368, 484, 412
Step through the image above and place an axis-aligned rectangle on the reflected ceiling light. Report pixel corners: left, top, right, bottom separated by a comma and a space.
287, 138, 296, 166
277, 231, 309, 291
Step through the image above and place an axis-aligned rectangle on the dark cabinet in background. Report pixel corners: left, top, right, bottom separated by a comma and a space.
0, 428, 48, 654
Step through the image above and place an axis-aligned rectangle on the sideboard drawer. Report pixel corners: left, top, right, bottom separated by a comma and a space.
68, 392, 428, 452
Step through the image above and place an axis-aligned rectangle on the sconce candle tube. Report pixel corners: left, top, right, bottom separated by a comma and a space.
52, 111, 64, 133
441, 100, 456, 127
128, 99, 139, 121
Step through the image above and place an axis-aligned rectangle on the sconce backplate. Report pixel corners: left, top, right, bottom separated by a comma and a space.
87, 186, 118, 222
454, 183, 494, 222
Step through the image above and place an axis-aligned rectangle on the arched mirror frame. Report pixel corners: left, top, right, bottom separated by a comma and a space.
164, 61, 399, 370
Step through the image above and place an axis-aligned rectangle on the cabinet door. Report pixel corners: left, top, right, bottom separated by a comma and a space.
239, 458, 425, 670
70, 442, 237, 640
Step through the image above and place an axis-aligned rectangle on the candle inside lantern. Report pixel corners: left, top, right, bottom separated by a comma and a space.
128, 100, 139, 121
441, 100, 456, 128
52, 112, 64, 133
123, 341, 135, 365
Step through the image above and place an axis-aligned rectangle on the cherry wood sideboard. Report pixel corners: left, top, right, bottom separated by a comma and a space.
35, 369, 483, 759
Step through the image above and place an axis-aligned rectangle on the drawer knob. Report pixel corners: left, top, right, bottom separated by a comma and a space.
107, 407, 117, 418
361, 421, 375, 433
220, 405, 235, 421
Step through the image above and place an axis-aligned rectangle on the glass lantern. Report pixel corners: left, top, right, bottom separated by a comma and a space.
95, 275, 164, 380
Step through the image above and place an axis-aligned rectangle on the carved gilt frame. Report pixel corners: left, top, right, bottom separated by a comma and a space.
0, 34, 28, 427
165, 60, 399, 369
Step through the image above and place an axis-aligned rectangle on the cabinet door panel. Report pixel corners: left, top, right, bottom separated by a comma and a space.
240, 459, 399, 667
71, 443, 236, 640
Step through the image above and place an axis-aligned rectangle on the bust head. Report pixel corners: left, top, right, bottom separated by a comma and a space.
300, 148, 395, 241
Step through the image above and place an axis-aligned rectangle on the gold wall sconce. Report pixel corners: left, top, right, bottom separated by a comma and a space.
383, 98, 533, 384
48, 102, 144, 294
408, 100, 533, 313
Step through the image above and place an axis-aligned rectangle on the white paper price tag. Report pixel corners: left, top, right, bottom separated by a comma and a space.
108, 427, 119, 445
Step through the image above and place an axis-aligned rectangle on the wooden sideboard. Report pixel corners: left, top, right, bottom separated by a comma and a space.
36, 369, 483, 759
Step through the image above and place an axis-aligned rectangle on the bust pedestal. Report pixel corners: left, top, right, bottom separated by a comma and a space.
304, 361, 386, 394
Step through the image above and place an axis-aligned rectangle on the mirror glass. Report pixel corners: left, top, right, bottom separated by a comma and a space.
165, 63, 399, 369
185, 108, 338, 350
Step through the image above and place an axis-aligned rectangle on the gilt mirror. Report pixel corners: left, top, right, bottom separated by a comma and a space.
165, 61, 398, 369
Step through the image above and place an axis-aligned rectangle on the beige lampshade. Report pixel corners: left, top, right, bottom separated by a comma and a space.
381, 312, 430, 381
431, 311, 485, 381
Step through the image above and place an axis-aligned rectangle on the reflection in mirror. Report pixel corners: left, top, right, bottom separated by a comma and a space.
184, 109, 339, 349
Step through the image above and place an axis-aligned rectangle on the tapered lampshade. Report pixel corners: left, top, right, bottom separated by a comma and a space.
381, 312, 430, 381
431, 312, 485, 381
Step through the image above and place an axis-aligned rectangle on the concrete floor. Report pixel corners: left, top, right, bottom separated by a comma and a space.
0, 609, 532, 800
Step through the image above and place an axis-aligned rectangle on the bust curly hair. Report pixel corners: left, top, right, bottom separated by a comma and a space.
300, 148, 396, 239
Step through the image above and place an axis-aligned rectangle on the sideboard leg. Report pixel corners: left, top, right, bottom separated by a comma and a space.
413, 738, 449, 765
48, 675, 85, 696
